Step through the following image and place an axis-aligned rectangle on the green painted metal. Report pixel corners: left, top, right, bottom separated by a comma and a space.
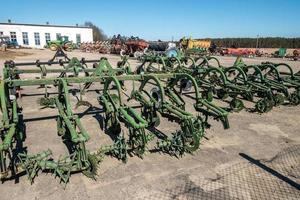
99, 76, 152, 159
129, 74, 205, 156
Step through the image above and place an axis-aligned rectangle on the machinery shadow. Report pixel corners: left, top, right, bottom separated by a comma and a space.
239, 153, 300, 190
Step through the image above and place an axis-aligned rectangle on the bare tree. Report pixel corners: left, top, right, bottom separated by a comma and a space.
84, 21, 107, 41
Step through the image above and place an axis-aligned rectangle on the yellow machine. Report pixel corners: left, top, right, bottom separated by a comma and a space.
180, 37, 211, 49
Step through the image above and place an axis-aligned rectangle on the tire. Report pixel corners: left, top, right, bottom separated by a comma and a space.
50, 44, 58, 51
133, 51, 142, 58
274, 94, 285, 105
230, 99, 244, 112
290, 93, 300, 105
216, 89, 228, 100
255, 99, 266, 113
120, 49, 126, 56
82, 154, 99, 180
64, 42, 73, 52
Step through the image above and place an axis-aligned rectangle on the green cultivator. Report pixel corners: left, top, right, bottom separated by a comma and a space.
146, 54, 299, 113
99, 76, 152, 159
129, 74, 204, 156
0, 49, 299, 186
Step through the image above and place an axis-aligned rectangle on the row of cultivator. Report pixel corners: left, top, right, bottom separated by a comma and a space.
137, 53, 300, 113
0, 50, 229, 186
0, 49, 298, 187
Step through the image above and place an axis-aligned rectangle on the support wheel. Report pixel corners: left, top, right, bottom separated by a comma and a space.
82, 154, 99, 180
50, 44, 58, 51
216, 89, 228, 100
64, 42, 73, 52
290, 93, 300, 105
230, 99, 244, 112
274, 94, 285, 105
242, 93, 253, 101
255, 99, 266, 113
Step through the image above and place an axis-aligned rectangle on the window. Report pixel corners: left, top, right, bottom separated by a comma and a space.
76, 34, 81, 44
0, 32, 3, 36
10, 32, 17, 42
22, 32, 29, 45
45, 33, 51, 43
56, 33, 61, 40
34, 32, 40, 45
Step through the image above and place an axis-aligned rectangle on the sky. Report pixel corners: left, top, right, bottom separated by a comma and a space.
0, 0, 299, 40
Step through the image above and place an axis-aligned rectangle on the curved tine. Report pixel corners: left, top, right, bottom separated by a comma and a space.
168, 73, 200, 101
260, 63, 281, 81
242, 65, 265, 82
274, 63, 295, 78
181, 56, 196, 68
204, 67, 228, 85
169, 56, 182, 68
195, 55, 210, 67
207, 56, 221, 68
103, 76, 124, 106
158, 56, 167, 71
139, 75, 165, 103
224, 66, 248, 83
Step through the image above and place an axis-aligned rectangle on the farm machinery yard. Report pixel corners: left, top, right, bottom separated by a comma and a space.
0, 48, 300, 199
0, 48, 300, 192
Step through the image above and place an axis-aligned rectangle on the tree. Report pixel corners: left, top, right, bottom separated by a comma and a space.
210, 37, 300, 48
84, 21, 107, 41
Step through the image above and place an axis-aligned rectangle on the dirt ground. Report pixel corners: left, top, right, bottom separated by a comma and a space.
0, 49, 33, 60
0, 49, 299, 200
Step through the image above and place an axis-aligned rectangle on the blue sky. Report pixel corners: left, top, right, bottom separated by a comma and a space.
0, 0, 299, 40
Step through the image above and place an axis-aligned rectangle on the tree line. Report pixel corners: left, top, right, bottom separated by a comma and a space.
209, 37, 300, 48
84, 21, 107, 41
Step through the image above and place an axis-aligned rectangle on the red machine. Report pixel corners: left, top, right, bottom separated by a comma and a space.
222, 48, 255, 56
125, 39, 149, 56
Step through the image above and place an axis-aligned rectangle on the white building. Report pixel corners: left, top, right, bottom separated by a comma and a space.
0, 22, 93, 48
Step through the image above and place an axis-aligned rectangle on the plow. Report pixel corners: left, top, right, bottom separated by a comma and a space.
0, 49, 299, 187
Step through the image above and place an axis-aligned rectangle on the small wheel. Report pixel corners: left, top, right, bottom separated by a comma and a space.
50, 44, 58, 51
180, 79, 192, 92
256, 99, 266, 113
216, 89, 228, 100
82, 154, 99, 180
274, 94, 285, 105
64, 42, 73, 51
290, 93, 300, 105
230, 99, 244, 112
242, 93, 253, 101
133, 51, 142, 58
264, 98, 273, 112
184, 118, 203, 152
150, 87, 162, 108
120, 49, 126, 56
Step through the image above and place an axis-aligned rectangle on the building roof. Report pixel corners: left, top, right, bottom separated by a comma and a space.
0, 22, 92, 29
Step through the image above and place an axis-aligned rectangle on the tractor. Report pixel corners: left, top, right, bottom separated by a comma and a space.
0, 35, 19, 49
47, 36, 74, 51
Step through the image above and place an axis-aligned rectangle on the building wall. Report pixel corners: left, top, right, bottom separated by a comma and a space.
0, 24, 93, 48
